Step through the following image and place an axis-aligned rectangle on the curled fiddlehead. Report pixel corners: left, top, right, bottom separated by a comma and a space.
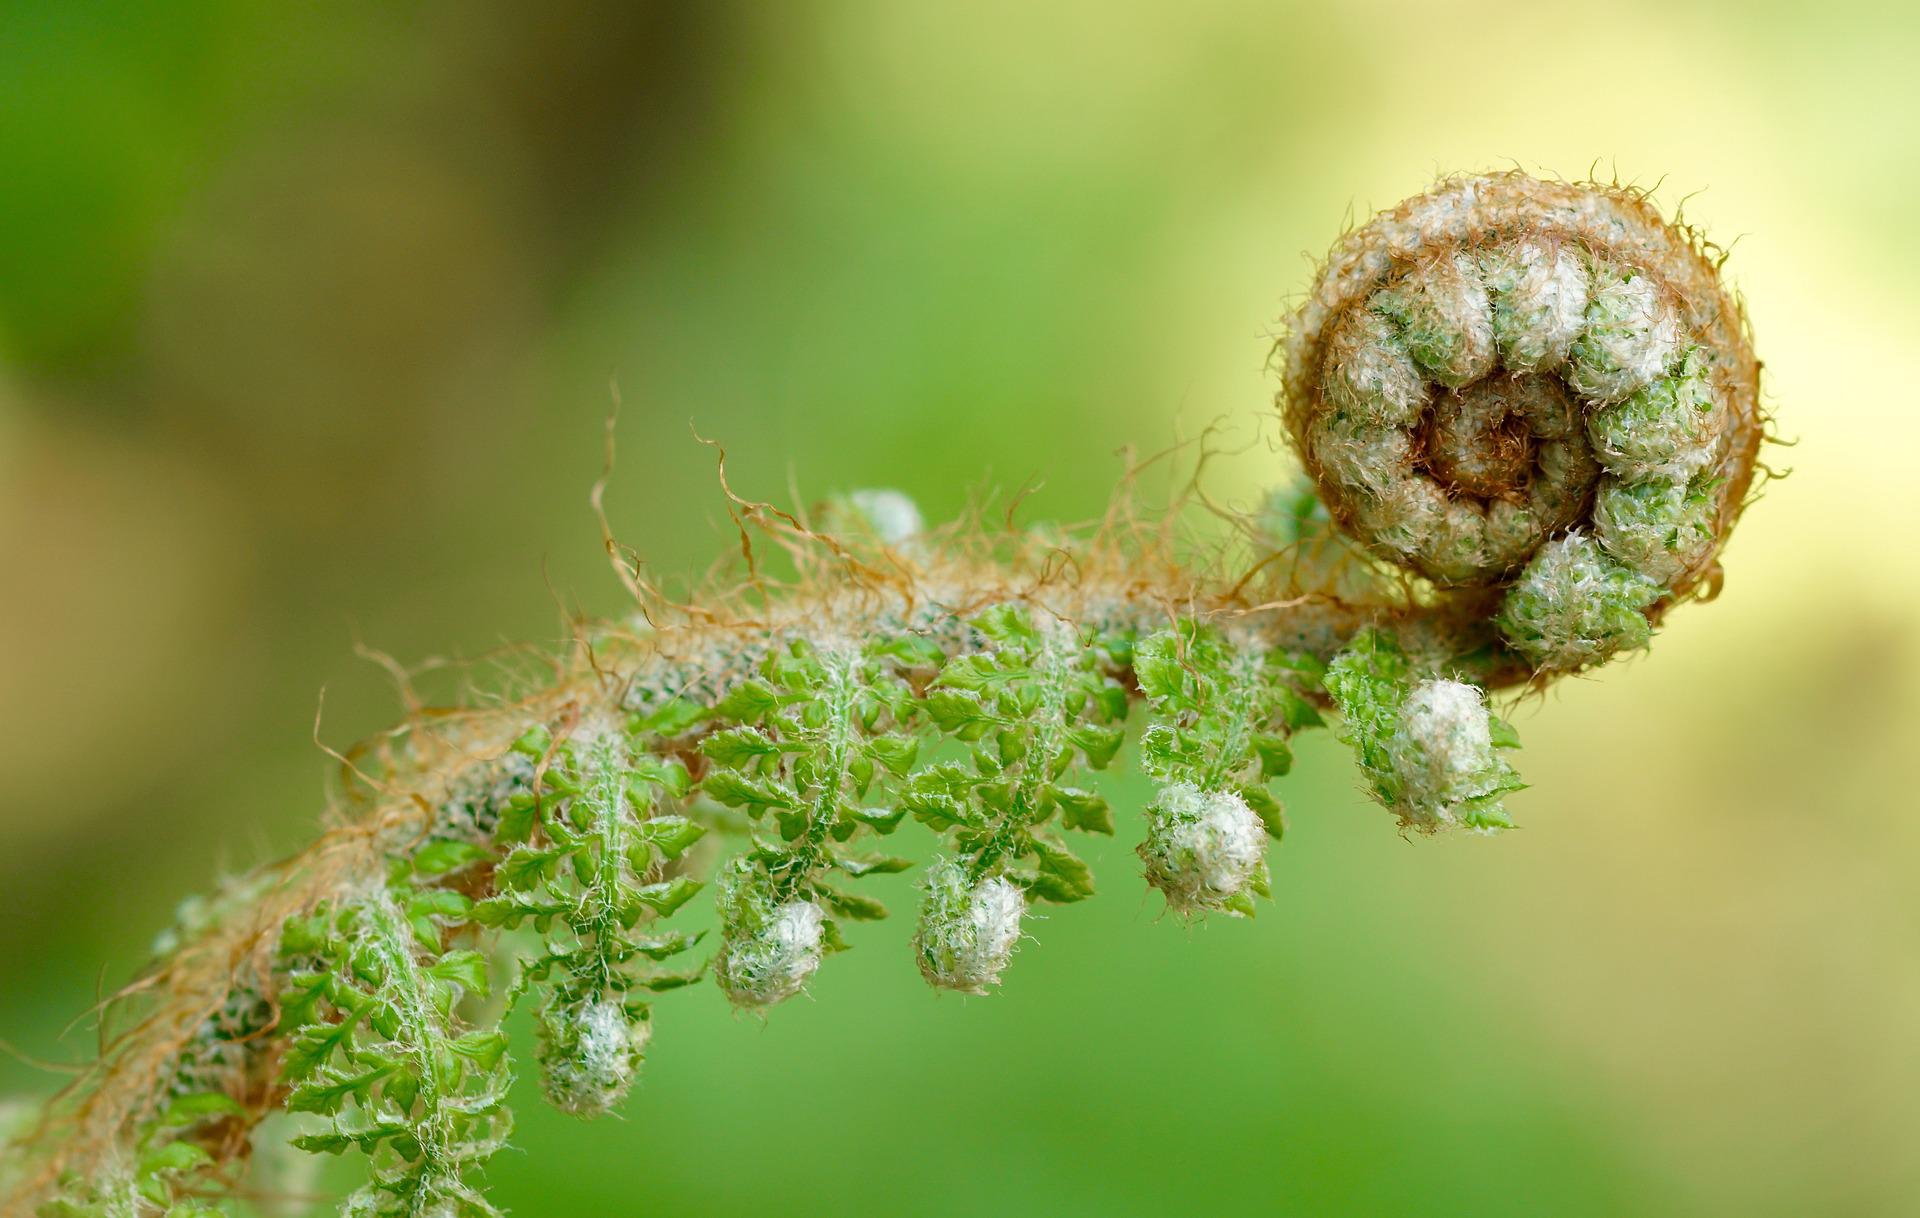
1281, 172, 1763, 674
1, 171, 1770, 1218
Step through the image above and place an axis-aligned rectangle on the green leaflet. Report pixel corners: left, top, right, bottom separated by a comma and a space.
275, 891, 510, 1218
43, 616, 1532, 1215
1321, 628, 1411, 810
903, 605, 1130, 906
699, 636, 925, 1005
1134, 619, 1323, 839
473, 726, 704, 1117
37, 1093, 243, 1218
1323, 629, 1525, 832
1130, 619, 1324, 917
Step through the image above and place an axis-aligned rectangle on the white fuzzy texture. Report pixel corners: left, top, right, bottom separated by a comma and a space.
1306, 297, 1605, 587
1373, 252, 1496, 388
575, 1001, 642, 1086
1497, 532, 1660, 670
1348, 475, 1449, 561
1425, 382, 1529, 496
1417, 496, 1497, 585
1586, 347, 1724, 482
1391, 680, 1494, 813
915, 860, 1026, 994
719, 899, 826, 1009
965, 878, 1026, 975
1593, 474, 1715, 585
1320, 307, 1429, 427
845, 487, 925, 545
1482, 238, 1590, 372
1139, 782, 1267, 915
434, 749, 537, 845
1567, 266, 1682, 404
768, 901, 827, 988
541, 999, 650, 1118
1309, 414, 1413, 497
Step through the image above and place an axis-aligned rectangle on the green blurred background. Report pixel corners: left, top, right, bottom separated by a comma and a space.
3, 2, 1917, 1214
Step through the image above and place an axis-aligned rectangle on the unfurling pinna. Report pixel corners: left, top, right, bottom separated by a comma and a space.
2, 171, 1766, 1218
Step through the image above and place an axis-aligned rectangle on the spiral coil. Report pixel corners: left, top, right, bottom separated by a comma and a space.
1280, 173, 1762, 671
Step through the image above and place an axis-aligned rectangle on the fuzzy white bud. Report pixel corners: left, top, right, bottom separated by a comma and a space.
1390, 679, 1494, 814
1138, 782, 1267, 916
715, 861, 827, 1009
538, 998, 652, 1118
844, 488, 925, 546
914, 859, 1026, 994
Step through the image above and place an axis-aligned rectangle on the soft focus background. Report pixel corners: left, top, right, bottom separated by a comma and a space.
3, 2, 1917, 1215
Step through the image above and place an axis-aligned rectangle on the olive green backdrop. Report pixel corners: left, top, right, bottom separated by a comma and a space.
3, 2, 1917, 1215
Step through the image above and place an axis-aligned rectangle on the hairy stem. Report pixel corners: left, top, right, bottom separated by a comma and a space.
3, 170, 1770, 1218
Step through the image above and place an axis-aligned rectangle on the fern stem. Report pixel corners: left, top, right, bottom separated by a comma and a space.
2, 170, 1772, 1218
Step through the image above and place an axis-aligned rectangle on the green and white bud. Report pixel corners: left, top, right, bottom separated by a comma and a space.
1281, 173, 1761, 646
1586, 345, 1724, 481
1321, 306, 1430, 427
1369, 252, 1496, 388
914, 858, 1026, 994
1566, 263, 1682, 404
1138, 781, 1268, 917
1481, 237, 1591, 372
1391, 679, 1496, 820
1497, 532, 1662, 671
538, 997, 651, 1119
714, 860, 826, 1009
1309, 411, 1415, 499
1593, 473, 1718, 585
